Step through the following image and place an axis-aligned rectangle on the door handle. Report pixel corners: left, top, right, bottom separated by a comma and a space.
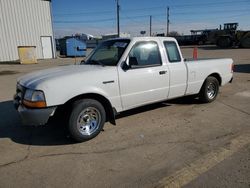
103, 80, 115, 84
159, 70, 167, 75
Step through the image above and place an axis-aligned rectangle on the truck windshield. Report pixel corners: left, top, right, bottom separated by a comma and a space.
84, 39, 130, 66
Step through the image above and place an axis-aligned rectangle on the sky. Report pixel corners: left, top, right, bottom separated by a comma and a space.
52, 0, 250, 38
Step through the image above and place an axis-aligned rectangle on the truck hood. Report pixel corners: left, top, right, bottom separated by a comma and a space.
18, 65, 116, 89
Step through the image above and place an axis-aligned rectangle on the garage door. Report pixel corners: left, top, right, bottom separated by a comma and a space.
41, 36, 53, 59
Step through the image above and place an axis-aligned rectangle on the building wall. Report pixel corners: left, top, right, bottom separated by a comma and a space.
0, 0, 55, 62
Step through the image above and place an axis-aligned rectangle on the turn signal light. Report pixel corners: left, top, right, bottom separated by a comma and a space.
23, 100, 46, 108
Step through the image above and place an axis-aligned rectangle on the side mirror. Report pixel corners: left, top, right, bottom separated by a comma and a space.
122, 61, 130, 71
122, 57, 139, 71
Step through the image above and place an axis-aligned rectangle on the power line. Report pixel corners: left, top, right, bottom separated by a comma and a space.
150, 15, 152, 36
54, 18, 115, 24
120, 13, 143, 24
167, 7, 169, 36
54, 10, 114, 17
172, 8, 250, 15
53, 0, 249, 17
169, 0, 249, 8
121, 8, 249, 19
171, 13, 250, 23
54, 1, 250, 27
116, 0, 120, 37
54, 8, 250, 24
121, 0, 249, 11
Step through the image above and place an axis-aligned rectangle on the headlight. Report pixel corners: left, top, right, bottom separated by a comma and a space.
23, 89, 46, 108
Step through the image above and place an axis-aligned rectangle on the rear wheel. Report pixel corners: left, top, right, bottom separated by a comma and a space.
199, 76, 219, 103
240, 36, 250, 48
69, 99, 106, 142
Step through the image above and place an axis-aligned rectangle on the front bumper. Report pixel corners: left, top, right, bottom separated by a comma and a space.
15, 104, 56, 126
13, 83, 56, 126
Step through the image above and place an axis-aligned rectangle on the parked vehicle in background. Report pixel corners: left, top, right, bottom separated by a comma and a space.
202, 23, 250, 48
175, 34, 204, 46
14, 37, 234, 142
173, 23, 250, 48
173, 29, 216, 46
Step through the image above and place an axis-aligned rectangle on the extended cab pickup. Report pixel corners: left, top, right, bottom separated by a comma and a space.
14, 37, 233, 142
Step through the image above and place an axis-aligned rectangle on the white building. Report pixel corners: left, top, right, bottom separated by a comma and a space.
0, 0, 56, 62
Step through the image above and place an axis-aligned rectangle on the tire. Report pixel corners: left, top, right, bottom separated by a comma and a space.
240, 36, 250, 48
69, 99, 106, 142
199, 76, 219, 103
217, 37, 232, 48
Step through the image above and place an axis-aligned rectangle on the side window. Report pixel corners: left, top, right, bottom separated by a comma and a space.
128, 41, 162, 67
164, 41, 181, 63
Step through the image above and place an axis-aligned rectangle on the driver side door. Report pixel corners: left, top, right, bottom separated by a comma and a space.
118, 41, 170, 110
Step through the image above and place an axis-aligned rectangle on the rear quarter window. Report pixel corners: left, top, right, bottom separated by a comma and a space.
164, 41, 181, 63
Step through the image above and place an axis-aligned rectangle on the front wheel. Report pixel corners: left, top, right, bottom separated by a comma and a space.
69, 99, 106, 142
217, 37, 232, 48
199, 76, 219, 103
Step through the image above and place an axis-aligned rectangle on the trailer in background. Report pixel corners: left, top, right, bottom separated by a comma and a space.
174, 29, 216, 46
59, 36, 86, 57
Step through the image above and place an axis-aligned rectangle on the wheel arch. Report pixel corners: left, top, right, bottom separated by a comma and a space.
198, 73, 221, 103
59, 93, 116, 125
207, 73, 222, 86
199, 72, 222, 93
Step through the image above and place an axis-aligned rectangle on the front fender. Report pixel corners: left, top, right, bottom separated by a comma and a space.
42, 81, 122, 112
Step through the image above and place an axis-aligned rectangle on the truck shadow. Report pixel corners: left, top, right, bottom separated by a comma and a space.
0, 101, 74, 146
0, 97, 200, 146
116, 96, 200, 119
116, 102, 171, 119
234, 64, 250, 73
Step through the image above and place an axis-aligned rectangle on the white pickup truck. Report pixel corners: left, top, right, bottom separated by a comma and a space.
14, 37, 233, 142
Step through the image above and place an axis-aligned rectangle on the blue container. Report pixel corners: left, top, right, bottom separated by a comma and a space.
59, 37, 86, 57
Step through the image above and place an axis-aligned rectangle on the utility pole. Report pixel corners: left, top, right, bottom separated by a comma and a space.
167, 6, 169, 36
116, 0, 120, 37
150, 15, 152, 36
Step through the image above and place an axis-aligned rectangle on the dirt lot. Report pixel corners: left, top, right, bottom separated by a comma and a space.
0, 46, 249, 188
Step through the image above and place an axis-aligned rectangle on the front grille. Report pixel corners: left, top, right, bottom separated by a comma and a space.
16, 84, 24, 98
15, 83, 26, 105
16, 84, 25, 99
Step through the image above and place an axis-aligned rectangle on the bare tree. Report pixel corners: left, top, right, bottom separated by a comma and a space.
168, 31, 180, 37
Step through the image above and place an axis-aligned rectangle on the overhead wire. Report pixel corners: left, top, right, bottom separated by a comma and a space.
53, 0, 250, 34
54, 0, 249, 16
